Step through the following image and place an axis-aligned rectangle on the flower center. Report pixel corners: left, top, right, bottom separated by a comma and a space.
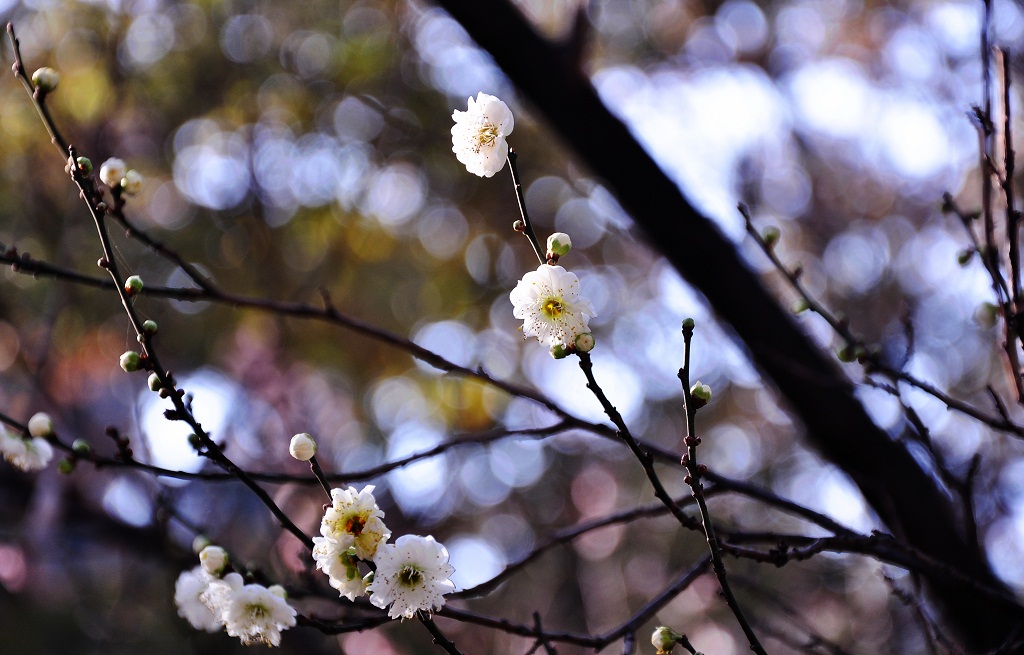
398, 565, 424, 588
542, 297, 564, 318
246, 602, 270, 621
344, 515, 366, 535
473, 123, 498, 152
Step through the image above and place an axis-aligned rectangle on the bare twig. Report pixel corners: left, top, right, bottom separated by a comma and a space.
677, 320, 767, 655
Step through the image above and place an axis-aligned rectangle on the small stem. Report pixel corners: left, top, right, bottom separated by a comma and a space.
419, 613, 466, 655
507, 147, 545, 264
309, 456, 334, 501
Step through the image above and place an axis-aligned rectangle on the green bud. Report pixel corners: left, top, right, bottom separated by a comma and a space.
549, 344, 569, 359
837, 345, 855, 362
690, 380, 712, 403
762, 226, 780, 246
142, 320, 158, 335
31, 67, 60, 93
148, 372, 162, 392
71, 439, 91, 455
574, 332, 595, 353
790, 299, 809, 314
546, 232, 572, 258
76, 157, 93, 174
682, 317, 695, 330
58, 458, 75, 475
124, 275, 144, 295
119, 351, 142, 372
957, 249, 974, 266
652, 626, 682, 654
187, 433, 202, 450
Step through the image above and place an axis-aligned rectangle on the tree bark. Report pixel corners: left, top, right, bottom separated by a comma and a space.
433, 0, 1024, 649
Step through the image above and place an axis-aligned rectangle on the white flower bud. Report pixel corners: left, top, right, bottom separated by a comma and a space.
27, 412, 54, 438
121, 170, 144, 196
574, 332, 595, 353
546, 232, 572, 258
690, 380, 712, 403
289, 433, 317, 461
99, 158, 127, 188
199, 545, 229, 576
652, 626, 682, 654
31, 67, 60, 92
268, 584, 287, 599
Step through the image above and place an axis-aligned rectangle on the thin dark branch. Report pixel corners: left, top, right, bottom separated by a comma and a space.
677, 321, 767, 655
507, 148, 545, 264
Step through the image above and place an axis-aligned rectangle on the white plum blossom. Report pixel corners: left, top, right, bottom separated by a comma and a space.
174, 566, 223, 633
99, 158, 126, 188
121, 169, 144, 196
319, 485, 390, 560
451, 92, 514, 177
312, 538, 370, 601
1, 429, 53, 472
367, 534, 455, 619
510, 264, 596, 349
203, 572, 297, 647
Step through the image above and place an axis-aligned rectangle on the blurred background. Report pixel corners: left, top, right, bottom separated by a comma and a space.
0, 0, 1022, 653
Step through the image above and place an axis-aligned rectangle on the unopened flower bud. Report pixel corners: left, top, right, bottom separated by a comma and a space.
99, 158, 127, 188
121, 170, 144, 196
549, 344, 569, 359
142, 320, 158, 335
682, 317, 695, 331
790, 298, 809, 314
288, 433, 317, 461
124, 275, 144, 295
837, 345, 855, 363
268, 584, 287, 599
957, 249, 974, 266
513, 220, 525, 232
148, 372, 162, 392
72, 438, 91, 455
975, 302, 999, 329
31, 67, 60, 93
192, 535, 212, 554
546, 232, 572, 258
762, 225, 780, 246
574, 332, 595, 353
199, 545, 229, 576
27, 412, 54, 438
76, 156, 93, 174
58, 458, 75, 475
690, 381, 712, 405
119, 351, 142, 372
652, 626, 682, 654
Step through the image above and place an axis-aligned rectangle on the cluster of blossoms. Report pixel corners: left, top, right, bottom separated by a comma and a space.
312, 483, 455, 619
0, 412, 54, 472
98, 157, 144, 196
175, 545, 297, 647
452, 93, 596, 357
